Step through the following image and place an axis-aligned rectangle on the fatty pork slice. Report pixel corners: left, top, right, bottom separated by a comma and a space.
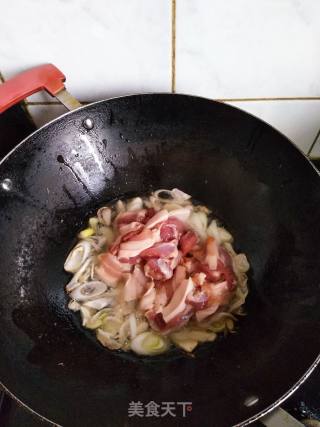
140, 241, 178, 259
145, 209, 169, 229
144, 258, 173, 281
162, 277, 194, 323
146, 305, 194, 334
179, 230, 198, 255
168, 207, 192, 223
195, 281, 231, 322
95, 252, 126, 286
139, 282, 156, 311
115, 209, 147, 226
123, 265, 148, 302
204, 236, 219, 270
118, 228, 159, 260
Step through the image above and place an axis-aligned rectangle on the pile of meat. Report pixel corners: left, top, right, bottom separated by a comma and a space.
95, 206, 237, 334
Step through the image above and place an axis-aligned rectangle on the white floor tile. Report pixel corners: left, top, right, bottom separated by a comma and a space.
176, 0, 320, 98
0, 0, 171, 103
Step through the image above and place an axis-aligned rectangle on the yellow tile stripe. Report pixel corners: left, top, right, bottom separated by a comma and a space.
171, 0, 176, 93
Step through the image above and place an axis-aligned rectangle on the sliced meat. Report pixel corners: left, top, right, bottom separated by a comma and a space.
145, 310, 166, 332
217, 259, 237, 290
100, 252, 131, 273
219, 246, 233, 267
160, 222, 179, 242
168, 207, 192, 223
118, 255, 141, 264
140, 241, 178, 259
163, 279, 175, 301
118, 221, 143, 236
171, 265, 187, 292
115, 209, 147, 226
165, 217, 186, 233
145, 209, 169, 229
123, 273, 139, 302
91, 195, 240, 338
192, 272, 207, 286
205, 236, 218, 270
118, 228, 157, 259
109, 235, 122, 256
169, 248, 181, 270
191, 247, 206, 262
133, 264, 148, 286
196, 263, 221, 282
162, 277, 194, 323
180, 230, 198, 255
123, 265, 147, 302
183, 257, 199, 274
202, 281, 231, 305
186, 289, 208, 310
195, 303, 220, 322
144, 258, 173, 281
142, 208, 156, 223
139, 282, 156, 311
165, 304, 194, 332
97, 253, 124, 285
95, 265, 119, 287
146, 304, 193, 334
154, 284, 168, 313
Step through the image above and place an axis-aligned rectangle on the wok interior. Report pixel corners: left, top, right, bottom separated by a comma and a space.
0, 94, 319, 427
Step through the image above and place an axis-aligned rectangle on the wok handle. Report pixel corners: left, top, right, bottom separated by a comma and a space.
0, 64, 81, 113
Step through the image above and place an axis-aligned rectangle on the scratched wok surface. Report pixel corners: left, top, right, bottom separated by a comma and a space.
0, 94, 319, 427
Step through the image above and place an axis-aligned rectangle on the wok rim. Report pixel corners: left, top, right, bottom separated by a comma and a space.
0, 92, 319, 427
0, 92, 319, 176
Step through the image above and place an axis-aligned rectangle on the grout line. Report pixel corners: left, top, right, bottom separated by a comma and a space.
218, 97, 320, 102
171, 0, 176, 93
307, 128, 320, 157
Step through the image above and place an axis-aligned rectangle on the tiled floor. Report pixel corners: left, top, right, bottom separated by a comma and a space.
0, 0, 319, 156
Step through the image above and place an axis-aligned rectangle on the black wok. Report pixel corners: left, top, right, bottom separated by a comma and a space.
0, 65, 319, 427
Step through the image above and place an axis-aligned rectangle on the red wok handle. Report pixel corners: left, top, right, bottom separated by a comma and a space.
0, 64, 66, 113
